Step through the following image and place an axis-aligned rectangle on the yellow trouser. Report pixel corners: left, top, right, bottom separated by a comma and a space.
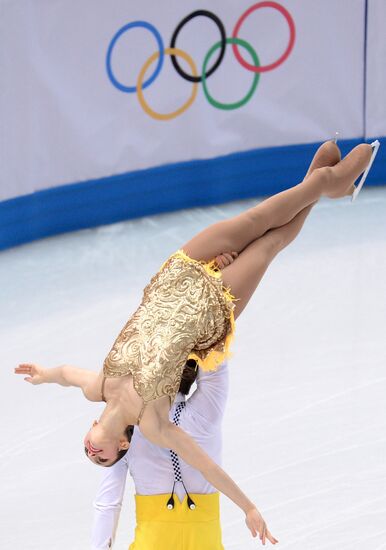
128, 492, 224, 550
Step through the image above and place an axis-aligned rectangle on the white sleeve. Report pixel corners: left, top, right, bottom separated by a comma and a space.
187, 362, 229, 427
91, 456, 129, 550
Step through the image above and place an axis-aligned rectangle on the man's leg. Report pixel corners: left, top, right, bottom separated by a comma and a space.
183, 143, 371, 263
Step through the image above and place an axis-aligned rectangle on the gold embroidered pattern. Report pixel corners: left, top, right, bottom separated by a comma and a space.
103, 250, 235, 404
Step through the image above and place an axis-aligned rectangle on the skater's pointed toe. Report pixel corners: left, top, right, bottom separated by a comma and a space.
305, 140, 341, 179
322, 139, 341, 160
320, 141, 379, 199
355, 143, 373, 161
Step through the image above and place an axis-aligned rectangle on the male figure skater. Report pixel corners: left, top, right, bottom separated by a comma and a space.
91, 360, 231, 550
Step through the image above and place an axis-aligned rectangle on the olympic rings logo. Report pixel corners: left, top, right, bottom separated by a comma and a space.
106, 1, 296, 121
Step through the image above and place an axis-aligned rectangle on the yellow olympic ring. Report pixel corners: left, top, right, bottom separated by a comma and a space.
136, 48, 198, 121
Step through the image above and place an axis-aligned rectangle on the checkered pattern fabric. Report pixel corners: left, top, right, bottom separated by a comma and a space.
169, 401, 186, 482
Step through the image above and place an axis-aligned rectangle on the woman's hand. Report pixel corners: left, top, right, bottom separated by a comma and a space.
245, 507, 278, 545
215, 251, 238, 269
14, 363, 99, 399
14, 363, 46, 385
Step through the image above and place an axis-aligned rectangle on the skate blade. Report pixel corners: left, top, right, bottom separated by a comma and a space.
351, 140, 381, 202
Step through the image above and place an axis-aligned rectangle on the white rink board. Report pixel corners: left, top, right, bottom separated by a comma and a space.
366, 0, 386, 138
1, 0, 365, 201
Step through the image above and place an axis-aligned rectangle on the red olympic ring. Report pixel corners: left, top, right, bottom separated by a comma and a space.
232, 1, 296, 73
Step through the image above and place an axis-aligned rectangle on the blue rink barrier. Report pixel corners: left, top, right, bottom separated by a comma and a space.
0, 138, 384, 251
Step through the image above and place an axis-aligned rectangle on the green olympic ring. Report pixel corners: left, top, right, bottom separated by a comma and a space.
202, 38, 260, 111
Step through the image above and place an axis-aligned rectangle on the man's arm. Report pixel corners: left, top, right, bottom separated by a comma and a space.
92, 456, 129, 550
187, 362, 229, 427
14, 363, 101, 401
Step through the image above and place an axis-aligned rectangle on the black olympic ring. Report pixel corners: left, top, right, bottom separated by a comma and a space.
169, 10, 227, 84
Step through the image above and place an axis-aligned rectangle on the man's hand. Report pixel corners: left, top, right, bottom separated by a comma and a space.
215, 251, 238, 270
15, 363, 46, 385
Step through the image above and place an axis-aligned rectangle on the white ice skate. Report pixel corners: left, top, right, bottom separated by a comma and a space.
351, 139, 381, 202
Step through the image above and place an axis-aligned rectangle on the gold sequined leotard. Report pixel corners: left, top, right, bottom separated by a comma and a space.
103, 250, 235, 420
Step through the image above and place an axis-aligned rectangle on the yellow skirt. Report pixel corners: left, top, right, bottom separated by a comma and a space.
128, 492, 224, 550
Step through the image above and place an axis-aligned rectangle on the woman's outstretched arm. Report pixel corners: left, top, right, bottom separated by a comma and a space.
14, 363, 101, 401
140, 418, 278, 545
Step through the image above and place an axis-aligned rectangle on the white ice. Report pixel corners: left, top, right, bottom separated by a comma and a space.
1, 187, 386, 549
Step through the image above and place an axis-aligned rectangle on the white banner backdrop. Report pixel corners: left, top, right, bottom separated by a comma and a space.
366, 0, 386, 139
1, 0, 366, 202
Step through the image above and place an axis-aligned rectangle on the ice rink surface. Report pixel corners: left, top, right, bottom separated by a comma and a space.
1, 187, 386, 549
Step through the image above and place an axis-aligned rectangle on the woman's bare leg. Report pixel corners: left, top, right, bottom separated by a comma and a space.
182, 143, 372, 262
220, 142, 342, 315
217, 143, 373, 319
222, 202, 314, 319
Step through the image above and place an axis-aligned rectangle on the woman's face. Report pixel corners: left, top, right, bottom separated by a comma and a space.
83, 421, 128, 467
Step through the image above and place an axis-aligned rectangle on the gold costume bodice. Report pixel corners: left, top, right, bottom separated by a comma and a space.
103, 251, 235, 407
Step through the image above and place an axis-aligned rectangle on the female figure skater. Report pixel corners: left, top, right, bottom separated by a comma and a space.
16, 141, 374, 546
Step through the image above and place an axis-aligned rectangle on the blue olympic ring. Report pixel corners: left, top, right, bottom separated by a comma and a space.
106, 21, 164, 93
